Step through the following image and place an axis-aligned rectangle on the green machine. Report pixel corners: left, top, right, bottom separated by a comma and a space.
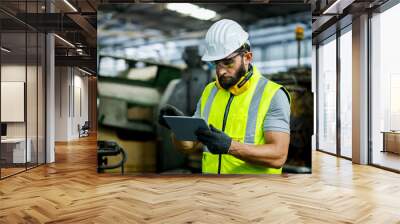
97, 55, 183, 173
98, 55, 182, 141
97, 49, 211, 174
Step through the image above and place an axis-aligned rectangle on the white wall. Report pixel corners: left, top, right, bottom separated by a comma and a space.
1, 65, 26, 134
1, 65, 35, 138
1, 63, 46, 164
55, 66, 69, 141
55, 67, 89, 141
71, 72, 89, 138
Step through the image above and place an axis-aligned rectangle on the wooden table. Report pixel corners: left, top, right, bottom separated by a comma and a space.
1, 138, 31, 163
381, 131, 400, 154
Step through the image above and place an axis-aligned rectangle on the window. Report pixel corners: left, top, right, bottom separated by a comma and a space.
339, 28, 352, 158
370, 3, 400, 171
317, 36, 337, 154
0, 1, 47, 179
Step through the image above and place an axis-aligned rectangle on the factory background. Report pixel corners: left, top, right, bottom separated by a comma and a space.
97, 3, 312, 174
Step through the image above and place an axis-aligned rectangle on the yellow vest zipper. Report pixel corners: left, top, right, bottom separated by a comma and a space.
218, 93, 234, 174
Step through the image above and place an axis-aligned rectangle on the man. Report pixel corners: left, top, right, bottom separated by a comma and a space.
159, 19, 291, 174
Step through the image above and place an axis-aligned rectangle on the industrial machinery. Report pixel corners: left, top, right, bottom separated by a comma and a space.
97, 55, 182, 173
97, 140, 127, 175
157, 46, 211, 173
268, 66, 313, 173
97, 47, 211, 174
98, 55, 182, 141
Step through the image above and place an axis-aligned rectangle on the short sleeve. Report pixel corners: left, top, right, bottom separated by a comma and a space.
263, 88, 290, 134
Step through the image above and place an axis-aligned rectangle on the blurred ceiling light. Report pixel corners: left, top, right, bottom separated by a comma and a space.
54, 34, 75, 48
1, 47, 11, 53
63, 0, 78, 12
166, 3, 217, 21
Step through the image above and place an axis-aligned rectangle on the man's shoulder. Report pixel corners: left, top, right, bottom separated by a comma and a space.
205, 81, 216, 89
264, 88, 291, 133
272, 88, 290, 104
257, 76, 289, 102
257, 75, 281, 90
200, 81, 217, 99
261, 78, 291, 105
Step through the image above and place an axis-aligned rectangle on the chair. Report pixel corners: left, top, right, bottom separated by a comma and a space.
78, 121, 90, 138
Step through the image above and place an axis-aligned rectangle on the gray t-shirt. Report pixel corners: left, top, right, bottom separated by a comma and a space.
263, 88, 290, 133
193, 88, 290, 134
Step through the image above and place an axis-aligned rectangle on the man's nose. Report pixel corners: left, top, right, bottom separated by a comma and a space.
216, 67, 227, 76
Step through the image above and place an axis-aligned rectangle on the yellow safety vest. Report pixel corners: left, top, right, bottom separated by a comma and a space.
199, 66, 290, 174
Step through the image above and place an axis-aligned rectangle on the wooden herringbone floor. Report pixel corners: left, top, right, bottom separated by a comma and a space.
1, 135, 400, 223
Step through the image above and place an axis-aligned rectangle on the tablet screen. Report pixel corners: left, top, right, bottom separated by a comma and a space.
163, 116, 209, 141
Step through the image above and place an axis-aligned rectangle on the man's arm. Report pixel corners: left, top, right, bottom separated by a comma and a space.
227, 131, 290, 168
227, 88, 291, 168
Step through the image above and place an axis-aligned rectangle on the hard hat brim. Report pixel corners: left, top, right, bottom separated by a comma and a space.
201, 49, 236, 62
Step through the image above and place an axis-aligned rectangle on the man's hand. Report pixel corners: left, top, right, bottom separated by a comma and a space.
158, 104, 184, 129
171, 133, 202, 154
195, 125, 232, 154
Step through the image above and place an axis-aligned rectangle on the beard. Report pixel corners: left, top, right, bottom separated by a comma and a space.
218, 60, 247, 90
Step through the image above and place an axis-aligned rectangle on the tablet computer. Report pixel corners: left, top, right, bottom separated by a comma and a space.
163, 116, 209, 141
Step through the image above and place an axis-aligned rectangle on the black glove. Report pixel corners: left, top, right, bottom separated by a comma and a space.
158, 104, 184, 129
195, 124, 232, 154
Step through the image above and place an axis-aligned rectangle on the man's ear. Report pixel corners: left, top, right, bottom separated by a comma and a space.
244, 52, 253, 65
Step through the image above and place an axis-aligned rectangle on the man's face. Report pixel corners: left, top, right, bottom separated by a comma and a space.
214, 51, 251, 90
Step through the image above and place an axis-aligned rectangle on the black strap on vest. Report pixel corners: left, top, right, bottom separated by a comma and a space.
237, 64, 254, 88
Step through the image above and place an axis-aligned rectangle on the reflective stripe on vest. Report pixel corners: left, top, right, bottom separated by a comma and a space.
199, 66, 287, 174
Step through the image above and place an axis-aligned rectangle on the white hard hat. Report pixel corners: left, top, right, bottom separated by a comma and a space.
202, 19, 249, 62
